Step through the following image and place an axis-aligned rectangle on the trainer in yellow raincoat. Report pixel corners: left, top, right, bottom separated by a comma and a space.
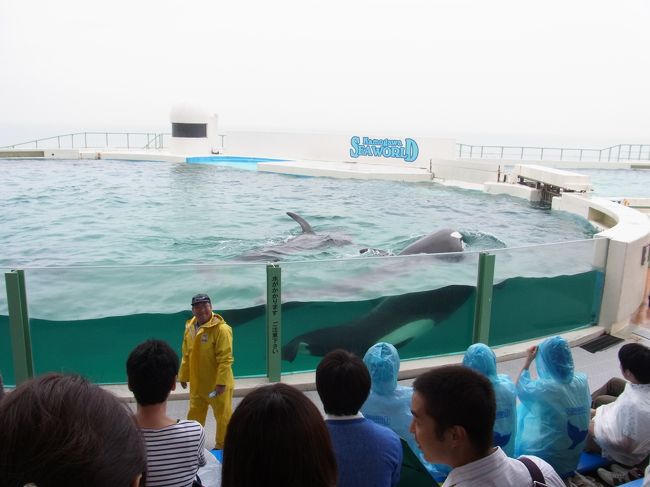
179, 293, 234, 449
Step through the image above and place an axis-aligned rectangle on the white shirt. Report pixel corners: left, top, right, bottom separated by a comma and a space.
594, 382, 650, 466
442, 447, 564, 487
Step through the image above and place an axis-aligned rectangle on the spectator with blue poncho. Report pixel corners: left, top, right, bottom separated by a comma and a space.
515, 335, 591, 477
462, 343, 517, 457
361, 342, 451, 481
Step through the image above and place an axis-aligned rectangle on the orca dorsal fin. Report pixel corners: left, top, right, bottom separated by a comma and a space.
286, 212, 314, 234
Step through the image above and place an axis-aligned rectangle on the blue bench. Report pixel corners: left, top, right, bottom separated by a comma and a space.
561, 451, 612, 478
209, 449, 223, 462
619, 480, 643, 486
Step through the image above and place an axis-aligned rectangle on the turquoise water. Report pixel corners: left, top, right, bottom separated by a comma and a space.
1, 158, 596, 267
568, 168, 650, 197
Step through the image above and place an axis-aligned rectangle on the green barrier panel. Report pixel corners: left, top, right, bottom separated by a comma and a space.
487, 240, 606, 345
473, 253, 495, 344
266, 264, 281, 382
5, 269, 34, 384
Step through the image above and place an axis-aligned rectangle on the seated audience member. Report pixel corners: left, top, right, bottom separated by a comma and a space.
515, 336, 591, 476
463, 342, 517, 457
221, 382, 337, 487
411, 365, 565, 487
361, 342, 450, 478
317, 349, 402, 487
588, 343, 650, 468
0, 373, 146, 487
127, 339, 207, 487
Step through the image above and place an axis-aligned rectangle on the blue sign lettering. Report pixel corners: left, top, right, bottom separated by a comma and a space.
349, 136, 419, 163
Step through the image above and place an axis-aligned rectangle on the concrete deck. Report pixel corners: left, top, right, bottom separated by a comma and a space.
257, 159, 434, 182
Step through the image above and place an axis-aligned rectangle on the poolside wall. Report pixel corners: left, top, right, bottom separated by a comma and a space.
224, 131, 456, 170
429, 159, 502, 185
552, 194, 650, 330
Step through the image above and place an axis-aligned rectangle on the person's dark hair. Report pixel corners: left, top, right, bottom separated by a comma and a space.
619, 343, 650, 384
414, 365, 496, 453
316, 349, 371, 415
0, 372, 4, 401
221, 383, 337, 487
127, 339, 179, 405
0, 373, 146, 487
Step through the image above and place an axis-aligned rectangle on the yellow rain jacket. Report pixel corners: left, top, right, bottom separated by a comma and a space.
179, 313, 234, 395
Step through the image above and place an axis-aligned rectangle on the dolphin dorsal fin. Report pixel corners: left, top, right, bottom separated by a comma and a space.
286, 212, 314, 234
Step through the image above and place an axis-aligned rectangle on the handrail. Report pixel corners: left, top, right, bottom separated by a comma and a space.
457, 143, 650, 162
142, 133, 169, 150
0, 132, 171, 150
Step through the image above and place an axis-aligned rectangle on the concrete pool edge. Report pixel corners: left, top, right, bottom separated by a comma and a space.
552, 194, 650, 333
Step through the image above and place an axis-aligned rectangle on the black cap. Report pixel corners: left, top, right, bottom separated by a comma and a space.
191, 293, 211, 306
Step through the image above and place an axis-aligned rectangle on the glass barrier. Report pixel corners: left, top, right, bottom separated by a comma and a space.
0, 269, 13, 386
279, 252, 480, 374
22, 263, 267, 383
7, 238, 608, 383
487, 238, 607, 346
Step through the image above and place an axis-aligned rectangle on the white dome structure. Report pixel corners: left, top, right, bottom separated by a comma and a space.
169, 101, 219, 155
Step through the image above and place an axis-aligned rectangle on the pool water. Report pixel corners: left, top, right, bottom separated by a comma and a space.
1, 158, 597, 267
568, 168, 650, 197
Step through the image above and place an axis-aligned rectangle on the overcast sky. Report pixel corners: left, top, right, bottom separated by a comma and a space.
1, 0, 648, 147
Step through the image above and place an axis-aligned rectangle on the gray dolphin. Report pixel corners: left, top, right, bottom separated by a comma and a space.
240, 212, 353, 261
281, 284, 474, 362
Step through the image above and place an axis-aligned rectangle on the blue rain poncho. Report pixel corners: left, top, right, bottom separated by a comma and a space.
515, 336, 591, 476
360, 342, 451, 480
462, 343, 517, 457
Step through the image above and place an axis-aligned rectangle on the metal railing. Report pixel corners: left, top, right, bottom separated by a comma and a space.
0, 132, 171, 151
457, 143, 650, 162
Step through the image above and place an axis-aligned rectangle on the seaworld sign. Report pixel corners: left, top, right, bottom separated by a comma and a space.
349, 136, 419, 163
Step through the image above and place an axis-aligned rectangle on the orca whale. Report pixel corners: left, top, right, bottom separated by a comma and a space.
360, 228, 464, 257
243, 212, 465, 262
281, 284, 474, 362
399, 228, 464, 255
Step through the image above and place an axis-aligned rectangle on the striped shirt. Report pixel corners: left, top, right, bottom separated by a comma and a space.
140, 420, 207, 487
